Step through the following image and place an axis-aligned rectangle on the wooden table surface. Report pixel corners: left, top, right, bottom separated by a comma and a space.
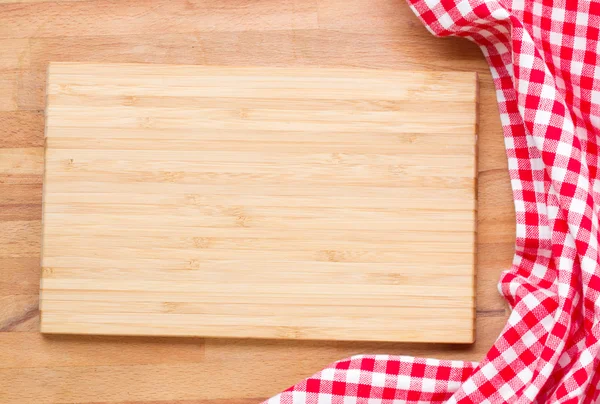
0, 0, 514, 402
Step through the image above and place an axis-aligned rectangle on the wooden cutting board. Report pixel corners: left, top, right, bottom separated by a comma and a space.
40, 62, 477, 343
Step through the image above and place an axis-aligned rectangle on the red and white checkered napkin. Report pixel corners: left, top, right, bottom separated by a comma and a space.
266, 0, 600, 402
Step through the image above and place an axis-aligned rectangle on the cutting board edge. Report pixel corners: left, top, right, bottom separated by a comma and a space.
46, 61, 480, 87
39, 324, 476, 344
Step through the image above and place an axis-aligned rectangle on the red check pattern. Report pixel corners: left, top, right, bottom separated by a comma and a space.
266, 0, 600, 402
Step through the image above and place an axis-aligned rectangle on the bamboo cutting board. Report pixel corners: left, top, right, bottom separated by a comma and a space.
40, 62, 477, 343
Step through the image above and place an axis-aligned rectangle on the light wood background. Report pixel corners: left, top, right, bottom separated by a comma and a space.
0, 0, 514, 402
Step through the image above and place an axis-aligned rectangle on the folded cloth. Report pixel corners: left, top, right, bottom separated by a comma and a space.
265, 0, 600, 402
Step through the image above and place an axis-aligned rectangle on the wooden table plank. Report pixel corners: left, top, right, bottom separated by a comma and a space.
0, 317, 507, 403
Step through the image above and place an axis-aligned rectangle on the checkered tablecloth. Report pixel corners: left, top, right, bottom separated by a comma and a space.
266, 0, 600, 402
